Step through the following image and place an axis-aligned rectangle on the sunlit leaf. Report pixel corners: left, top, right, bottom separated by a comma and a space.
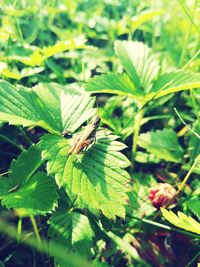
114, 40, 160, 92
0, 80, 95, 134
131, 9, 164, 31
0, 80, 59, 133
34, 83, 96, 133
161, 208, 200, 235
19, 37, 86, 66
1, 68, 21, 79
40, 131, 131, 219
86, 73, 143, 98
148, 71, 200, 99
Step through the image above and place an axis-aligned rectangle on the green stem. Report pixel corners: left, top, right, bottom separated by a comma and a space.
153, 154, 200, 220
30, 216, 42, 244
131, 216, 200, 239
190, 89, 200, 126
174, 108, 200, 139
178, 154, 200, 193
177, 0, 200, 35
18, 128, 33, 146
0, 219, 91, 267
182, 49, 200, 70
0, 133, 24, 151
17, 217, 22, 241
132, 106, 144, 155
185, 251, 200, 267
13, 16, 24, 44
81, 61, 86, 82
179, 0, 198, 66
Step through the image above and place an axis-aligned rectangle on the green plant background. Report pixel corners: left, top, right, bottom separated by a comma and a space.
0, 0, 199, 267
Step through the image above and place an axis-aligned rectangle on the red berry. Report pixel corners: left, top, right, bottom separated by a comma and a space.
149, 183, 177, 209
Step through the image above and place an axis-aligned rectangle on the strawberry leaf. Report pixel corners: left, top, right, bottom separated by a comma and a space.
0, 80, 95, 134
0, 145, 57, 215
40, 131, 131, 219
48, 201, 94, 256
148, 71, 200, 99
86, 73, 143, 98
138, 129, 183, 162
114, 40, 160, 92
161, 208, 200, 235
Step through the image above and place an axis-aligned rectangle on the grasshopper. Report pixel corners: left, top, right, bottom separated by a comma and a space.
68, 115, 101, 155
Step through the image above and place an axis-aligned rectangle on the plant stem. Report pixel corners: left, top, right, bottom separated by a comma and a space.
177, 154, 200, 193
0, 133, 24, 151
174, 108, 200, 139
182, 49, 200, 70
190, 89, 200, 126
132, 106, 144, 155
131, 216, 200, 239
0, 219, 91, 267
30, 216, 42, 244
153, 154, 200, 219
177, 0, 200, 35
106, 231, 151, 266
17, 217, 22, 241
179, 0, 198, 66
185, 251, 200, 267
18, 128, 33, 146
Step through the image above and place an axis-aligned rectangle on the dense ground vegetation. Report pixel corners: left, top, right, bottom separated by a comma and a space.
0, 1, 200, 266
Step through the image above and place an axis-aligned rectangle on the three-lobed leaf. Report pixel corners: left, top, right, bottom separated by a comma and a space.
86, 40, 200, 101
0, 79, 131, 219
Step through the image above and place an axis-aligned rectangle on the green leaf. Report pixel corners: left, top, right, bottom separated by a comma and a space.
86, 73, 143, 98
0, 145, 57, 215
0, 80, 95, 134
130, 173, 156, 217
48, 207, 94, 256
40, 131, 131, 219
131, 9, 164, 32
188, 123, 200, 163
86, 44, 200, 102
148, 71, 200, 99
138, 129, 183, 162
186, 197, 200, 218
0, 63, 44, 80
106, 231, 151, 266
40, 134, 70, 187
114, 40, 160, 92
92, 260, 110, 267
0, 80, 59, 133
34, 83, 96, 133
161, 208, 200, 235
135, 151, 161, 164
18, 37, 86, 67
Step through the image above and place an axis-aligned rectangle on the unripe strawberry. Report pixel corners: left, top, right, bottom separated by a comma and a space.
149, 183, 177, 209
